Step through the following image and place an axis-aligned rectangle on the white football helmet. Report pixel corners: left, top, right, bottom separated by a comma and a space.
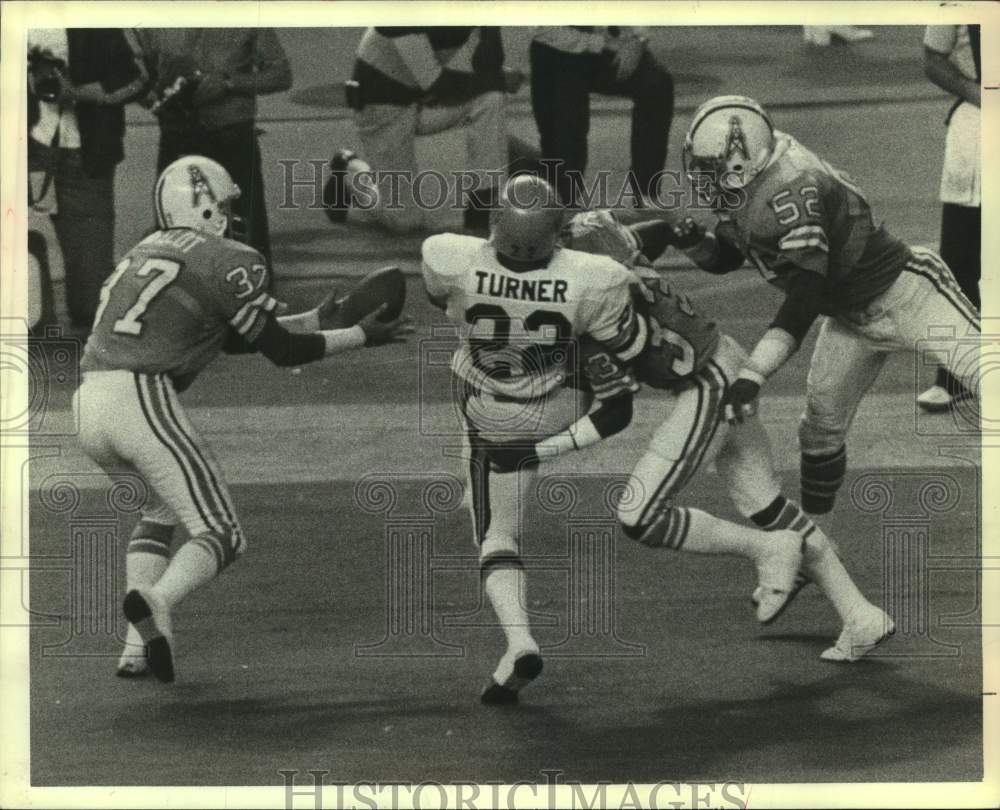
683, 95, 775, 204
154, 155, 241, 237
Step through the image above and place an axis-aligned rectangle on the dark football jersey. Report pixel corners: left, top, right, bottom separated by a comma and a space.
717, 132, 912, 314
630, 267, 720, 386
81, 229, 279, 381
561, 210, 720, 386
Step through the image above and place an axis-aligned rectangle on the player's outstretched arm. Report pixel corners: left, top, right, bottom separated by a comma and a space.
251, 308, 412, 368
723, 272, 824, 425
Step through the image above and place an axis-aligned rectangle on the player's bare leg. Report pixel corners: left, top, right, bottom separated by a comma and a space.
466, 438, 542, 705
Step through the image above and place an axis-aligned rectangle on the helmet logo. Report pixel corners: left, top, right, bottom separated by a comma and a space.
187, 165, 218, 207
725, 116, 750, 163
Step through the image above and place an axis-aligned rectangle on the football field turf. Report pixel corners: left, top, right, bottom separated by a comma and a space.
25, 89, 984, 784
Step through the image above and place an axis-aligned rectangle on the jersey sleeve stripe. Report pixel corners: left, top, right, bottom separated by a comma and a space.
608, 313, 648, 363
230, 293, 279, 334
779, 237, 829, 253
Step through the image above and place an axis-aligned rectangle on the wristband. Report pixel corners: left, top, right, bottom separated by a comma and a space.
321, 325, 365, 354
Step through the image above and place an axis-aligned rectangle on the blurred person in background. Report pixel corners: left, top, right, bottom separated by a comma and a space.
802, 26, 875, 46
529, 26, 674, 207
133, 28, 292, 264
918, 24, 981, 412
325, 26, 531, 234
27, 28, 145, 336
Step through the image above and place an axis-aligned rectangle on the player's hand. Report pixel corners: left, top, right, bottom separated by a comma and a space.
722, 377, 761, 425
314, 288, 342, 330
669, 217, 706, 250
358, 304, 414, 346
192, 72, 227, 105
483, 440, 540, 473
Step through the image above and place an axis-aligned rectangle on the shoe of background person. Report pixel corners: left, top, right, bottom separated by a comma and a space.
820, 605, 895, 662
122, 588, 175, 683
323, 148, 357, 224
480, 645, 544, 705
803, 26, 874, 46
754, 530, 803, 624
803, 26, 832, 46
917, 383, 974, 413
829, 26, 875, 43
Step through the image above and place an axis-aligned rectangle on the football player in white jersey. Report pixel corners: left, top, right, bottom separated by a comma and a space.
422, 177, 806, 704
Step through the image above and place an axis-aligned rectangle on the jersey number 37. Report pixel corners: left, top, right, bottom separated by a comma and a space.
93, 257, 181, 336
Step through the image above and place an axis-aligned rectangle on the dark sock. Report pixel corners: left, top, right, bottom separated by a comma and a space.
801, 446, 847, 515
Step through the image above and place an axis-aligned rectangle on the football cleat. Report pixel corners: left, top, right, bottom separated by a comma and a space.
122, 588, 175, 683
820, 605, 895, 662
323, 148, 357, 224
480, 646, 544, 705
751, 571, 813, 620
323, 265, 406, 329
116, 623, 150, 679
753, 530, 803, 624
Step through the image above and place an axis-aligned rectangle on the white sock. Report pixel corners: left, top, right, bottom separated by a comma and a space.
669, 507, 769, 561
804, 528, 869, 622
152, 540, 219, 610
127, 551, 169, 591
482, 562, 535, 652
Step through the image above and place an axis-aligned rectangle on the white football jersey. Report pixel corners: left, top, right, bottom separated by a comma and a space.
422, 233, 645, 400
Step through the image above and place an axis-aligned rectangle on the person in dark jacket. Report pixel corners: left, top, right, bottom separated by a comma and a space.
529, 27, 674, 207
28, 28, 144, 334
133, 28, 292, 264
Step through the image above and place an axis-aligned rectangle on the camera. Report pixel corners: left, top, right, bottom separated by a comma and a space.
151, 71, 203, 121
28, 48, 67, 103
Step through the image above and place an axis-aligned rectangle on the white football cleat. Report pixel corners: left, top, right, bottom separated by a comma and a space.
753, 530, 803, 624
122, 588, 175, 683
829, 26, 875, 43
480, 643, 543, 705
821, 605, 895, 662
116, 622, 150, 678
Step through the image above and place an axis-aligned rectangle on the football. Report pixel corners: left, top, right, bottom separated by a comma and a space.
327, 265, 406, 327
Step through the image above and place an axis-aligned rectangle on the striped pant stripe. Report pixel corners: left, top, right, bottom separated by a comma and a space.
134, 373, 222, 540
643, 363, 726, 523
155, 377, 245, 559
467, 430, 492, 546
905, 249, 980, 330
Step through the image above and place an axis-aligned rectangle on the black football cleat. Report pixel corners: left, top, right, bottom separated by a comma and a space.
480, 650, 543, 706
122, 589, 175, 684
323, 148, 357, 224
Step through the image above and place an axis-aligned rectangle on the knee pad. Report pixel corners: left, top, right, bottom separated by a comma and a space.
127, 520, 176, 558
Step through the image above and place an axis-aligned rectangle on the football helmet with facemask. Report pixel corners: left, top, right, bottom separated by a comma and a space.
154, 155, 241, 238
683, 95, 775, 207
